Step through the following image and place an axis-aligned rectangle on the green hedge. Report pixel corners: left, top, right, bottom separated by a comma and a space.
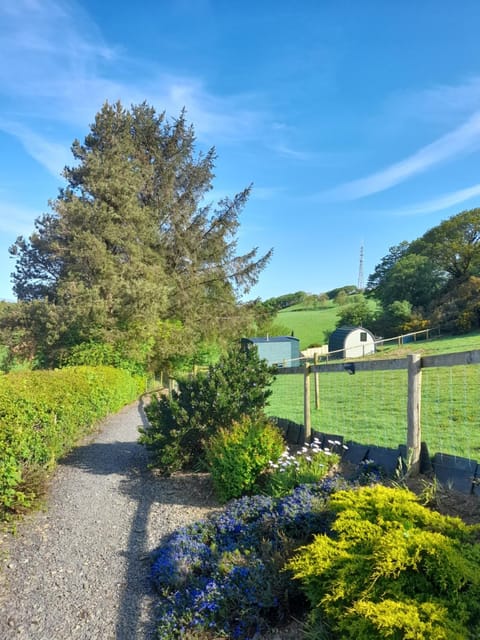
0, 366, 144, 519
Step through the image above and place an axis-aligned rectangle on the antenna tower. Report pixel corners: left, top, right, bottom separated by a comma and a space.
358, 244, 365, 291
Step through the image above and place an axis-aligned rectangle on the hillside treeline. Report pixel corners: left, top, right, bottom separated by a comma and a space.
339, 208, 480, 337
261, 208, 480, 340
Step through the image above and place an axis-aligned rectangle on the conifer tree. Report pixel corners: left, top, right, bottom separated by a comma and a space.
10, 101, 271, 367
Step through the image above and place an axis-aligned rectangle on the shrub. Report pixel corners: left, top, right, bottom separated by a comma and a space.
287, 484, 480, 639
63, 340, 147, 376
205, 415, 284, 502
0, 366, 144, 519
139, 345, 276, 474
261, 437, 341, 498
150, 481, 342, 639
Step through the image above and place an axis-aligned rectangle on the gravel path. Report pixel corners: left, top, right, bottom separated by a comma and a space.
0, 398, 219, 640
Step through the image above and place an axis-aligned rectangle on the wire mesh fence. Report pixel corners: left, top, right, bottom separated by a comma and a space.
268, 351, 480, 463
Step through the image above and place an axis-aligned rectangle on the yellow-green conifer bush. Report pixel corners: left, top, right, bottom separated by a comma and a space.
287, 485, 480, 639
205, 414, 284, 502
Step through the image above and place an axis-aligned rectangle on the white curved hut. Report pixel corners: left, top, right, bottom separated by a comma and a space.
328, 326, 375, 359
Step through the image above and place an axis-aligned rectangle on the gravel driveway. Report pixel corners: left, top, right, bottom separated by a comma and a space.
0, 398, 219, 640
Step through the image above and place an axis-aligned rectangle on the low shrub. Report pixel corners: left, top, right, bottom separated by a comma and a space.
205, 415, 285, 502
139, 345, 275, 474
150, 481, 346, 639
287, 484, 480, 639
261, 437, 341, 498
0, 366, 144, 519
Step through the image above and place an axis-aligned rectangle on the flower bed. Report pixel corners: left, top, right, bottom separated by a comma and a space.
150, 478, 348, 639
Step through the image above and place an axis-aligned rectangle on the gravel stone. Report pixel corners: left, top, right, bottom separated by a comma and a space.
0, 398, 219, 639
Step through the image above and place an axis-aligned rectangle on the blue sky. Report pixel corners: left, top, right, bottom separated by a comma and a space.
2, 1, 480, 302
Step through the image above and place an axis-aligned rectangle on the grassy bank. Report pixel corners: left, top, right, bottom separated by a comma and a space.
277, 303, 339, 349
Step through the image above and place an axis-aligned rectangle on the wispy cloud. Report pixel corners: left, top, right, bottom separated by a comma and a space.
388, 183, 480, 217
0, 200, 41, 236
0, 120, 72, 177
320, 111, 480, 201
0, 0, 267, 175
388, 75, 480, 126
270, 143, 313, 161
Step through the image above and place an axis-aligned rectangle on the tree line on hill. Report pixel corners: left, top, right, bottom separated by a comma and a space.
347, 208, 480, 337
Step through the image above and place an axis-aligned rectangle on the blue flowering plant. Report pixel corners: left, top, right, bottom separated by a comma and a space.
150, 481, 347, 639
356, 458, 386, 485
262, 438, 342, 498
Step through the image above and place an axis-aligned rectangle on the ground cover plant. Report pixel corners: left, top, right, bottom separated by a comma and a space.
0, 366, 144, 519
150, 479, 349, 639
261, 439, 341, 498
287, 484, 480, 639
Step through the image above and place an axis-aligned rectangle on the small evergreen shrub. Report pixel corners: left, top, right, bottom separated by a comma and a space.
0, 366, 144, 519
139, 345, 275, 473
287, 485, 480, 639
205, 415, 285, 502
261, 437, 341, 498
150, 481, 341, 639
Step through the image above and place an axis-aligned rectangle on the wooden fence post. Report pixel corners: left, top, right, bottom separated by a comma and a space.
314, 353, 320, 410
304, 363, 311, 442
407, 354, 422, 475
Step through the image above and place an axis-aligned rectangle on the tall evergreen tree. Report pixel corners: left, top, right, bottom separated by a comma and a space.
10, 101, 272, 367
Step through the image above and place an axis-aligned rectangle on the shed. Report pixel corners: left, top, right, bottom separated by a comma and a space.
241, 336, 301, 367
328, 326, 375, 359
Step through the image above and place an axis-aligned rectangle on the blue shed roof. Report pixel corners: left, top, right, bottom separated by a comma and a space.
245, 336, 299, 344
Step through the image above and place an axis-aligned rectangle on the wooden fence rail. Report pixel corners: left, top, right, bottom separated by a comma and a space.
276, 348, 480, 476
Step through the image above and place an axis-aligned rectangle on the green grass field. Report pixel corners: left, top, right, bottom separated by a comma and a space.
268, 332, 480, 461
277, 303, 339, 349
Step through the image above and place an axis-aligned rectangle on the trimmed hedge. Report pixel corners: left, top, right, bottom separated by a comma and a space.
0, 366, 144, 519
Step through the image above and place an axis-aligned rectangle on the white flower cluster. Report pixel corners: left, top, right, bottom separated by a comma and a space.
326, 438, 349, 451
268, 437, 347, 473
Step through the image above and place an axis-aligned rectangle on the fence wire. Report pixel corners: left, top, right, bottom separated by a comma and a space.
268, 358, 480, 462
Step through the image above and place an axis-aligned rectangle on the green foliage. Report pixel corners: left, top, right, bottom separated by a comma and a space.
430, 276, 480, 333
415, 207, 480, 280
325, 285, 359, 299
262, 440, 340, 498
335, 293, 378, 329
205, 415, 284, 502
334, 289, 348, 306
370, 299, 428, 338
0, 366, 144, 519
9, 101, 271, 369
373, 253, 443, 311
367, 209, 480, 334
140, 345, 276, 474
287, 485, 480, 639
63, 340, 146, 376
262, 291, 308, 312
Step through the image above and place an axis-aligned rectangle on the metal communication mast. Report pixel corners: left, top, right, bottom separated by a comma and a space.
358, 244, 365, 291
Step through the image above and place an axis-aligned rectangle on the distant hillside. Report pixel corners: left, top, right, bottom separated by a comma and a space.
277, 304, 339, 349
